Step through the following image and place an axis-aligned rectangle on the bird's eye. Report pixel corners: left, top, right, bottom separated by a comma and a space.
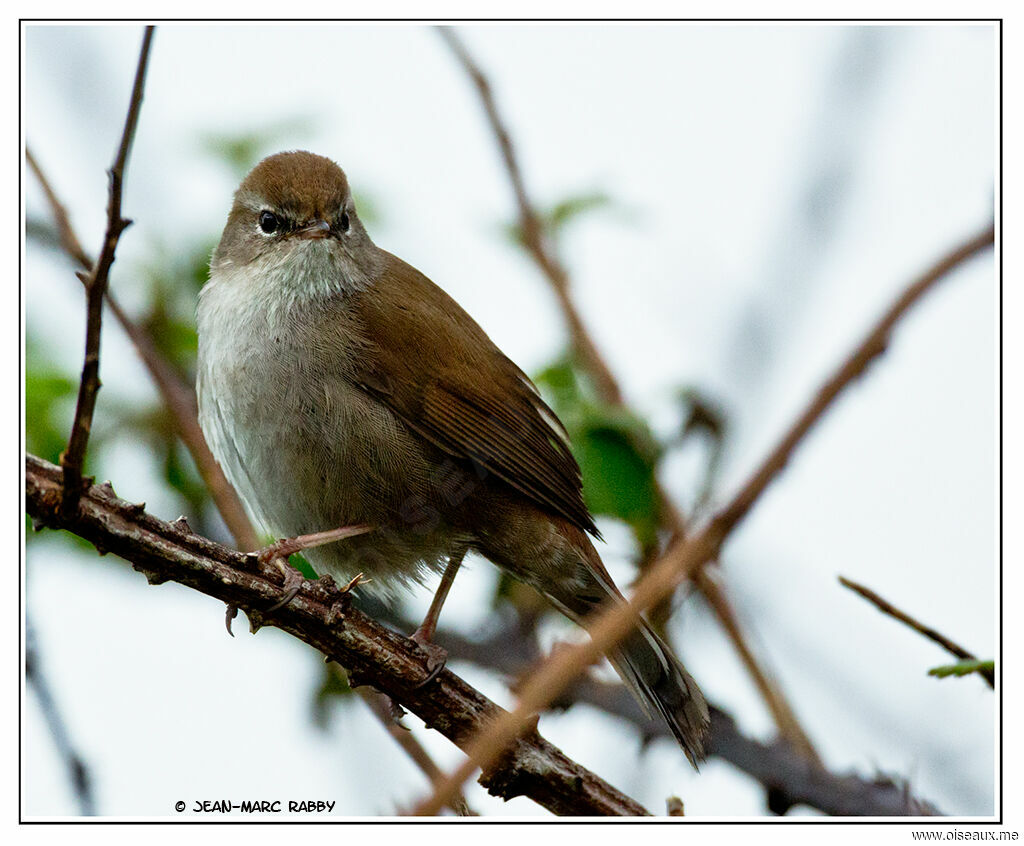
258, 211, 281, 234
340, 211, 351, 232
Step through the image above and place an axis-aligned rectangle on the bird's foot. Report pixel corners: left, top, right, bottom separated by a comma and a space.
410, 627, 448, 688
249, 525, 373, 611
266, 557, 307, 612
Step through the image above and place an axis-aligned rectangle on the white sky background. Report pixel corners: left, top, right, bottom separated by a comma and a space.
21, 22, 997, 819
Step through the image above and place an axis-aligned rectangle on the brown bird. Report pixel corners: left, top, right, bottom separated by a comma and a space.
196, 151, 709, 765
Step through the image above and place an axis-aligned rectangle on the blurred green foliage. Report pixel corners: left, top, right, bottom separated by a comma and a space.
25, 337, 77, 466
502, 190, 618, 248
311, 662, 354, 730
199, 117, 318, 180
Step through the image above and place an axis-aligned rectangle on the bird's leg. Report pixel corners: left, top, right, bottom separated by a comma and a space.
257, 524, 374, 563
252, 524, 373, 611
410, 547, 466, 686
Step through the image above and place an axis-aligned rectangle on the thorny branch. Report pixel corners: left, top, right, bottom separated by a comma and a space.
26, 454, 648, 817
839, 577, 995, 689
24, 445, 943, 817
60, 26, 154, 520
410, 224, 994, 815
439, 26, 820, 764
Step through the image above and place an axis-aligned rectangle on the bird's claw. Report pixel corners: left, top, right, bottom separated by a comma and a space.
266, 559, 306, 612
410, 632, 448, 688
225, 603, 239, 636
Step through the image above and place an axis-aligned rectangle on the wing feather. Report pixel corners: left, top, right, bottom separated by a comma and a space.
348, 252, 598, 536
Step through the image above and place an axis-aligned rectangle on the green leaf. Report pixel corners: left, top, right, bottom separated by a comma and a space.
534, 351, 663, 548
533, 355, 583, 407
928, 659, 994, 679
574, 417, 661, 548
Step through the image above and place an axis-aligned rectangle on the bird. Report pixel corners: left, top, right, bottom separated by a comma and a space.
196, 150, 709, 765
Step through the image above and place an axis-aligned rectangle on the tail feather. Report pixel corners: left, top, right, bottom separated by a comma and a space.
541, 541, 711, 768
609, 624, 710, 768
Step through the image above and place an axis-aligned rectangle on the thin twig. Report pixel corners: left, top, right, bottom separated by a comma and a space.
438, 27, 622, 405
60, 26, 154, 519
439, 25, 820, 763
359, 689, 477, 816
692, 567, 820, 762
839, 577, 994, 689
410, 224, 994, 815
26, 454, 648, 817
25, 621, 97, 815
25, 149, 92, 269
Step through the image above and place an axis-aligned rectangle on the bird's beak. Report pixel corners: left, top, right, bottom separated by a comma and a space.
295, 219, 332, 240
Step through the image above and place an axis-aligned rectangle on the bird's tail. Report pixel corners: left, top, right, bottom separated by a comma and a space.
606, 617, 709, 768
542, 539, 710, 768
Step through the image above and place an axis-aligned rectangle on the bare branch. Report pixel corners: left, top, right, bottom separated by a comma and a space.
410, 223, 994, 815
438, 27, 622, 405
26, 148, 259, 552
692, 567, 820, 762
839, 577, 994, 688
60, 26, 154, 519
439, 25, 819, 763
26, 453, 648, 817
25, 149, 92, 270
25, 621, 97, 815
405, 613, 940, 814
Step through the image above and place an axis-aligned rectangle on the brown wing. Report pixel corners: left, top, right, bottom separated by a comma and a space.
348, 251, 598, 537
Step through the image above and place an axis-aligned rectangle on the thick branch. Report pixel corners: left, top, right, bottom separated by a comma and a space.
60, 26, 154, 519
411, 224, 994, 814
26, 453, 648, 817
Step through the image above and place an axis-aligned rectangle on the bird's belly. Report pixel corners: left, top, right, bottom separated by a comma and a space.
198, 328, 458, 595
